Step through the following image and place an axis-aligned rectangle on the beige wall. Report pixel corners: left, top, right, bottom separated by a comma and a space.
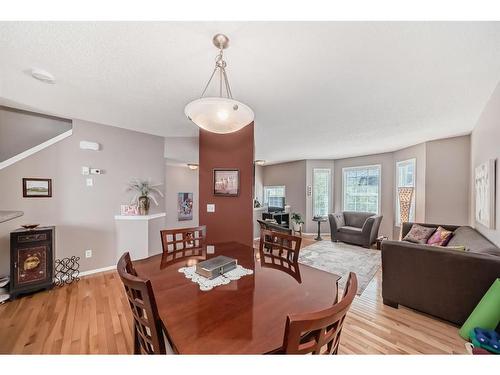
0, 120, 165, 275
425, 135, 470, 225
470, 82, 500, 246
334, 153, 395, 239
165, 164, 199, 229
262, 160, 307, 219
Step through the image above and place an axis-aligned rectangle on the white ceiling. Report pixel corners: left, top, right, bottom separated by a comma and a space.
1, 22, 500, 163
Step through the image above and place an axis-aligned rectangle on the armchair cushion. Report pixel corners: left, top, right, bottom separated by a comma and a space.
338, 226, 362, 235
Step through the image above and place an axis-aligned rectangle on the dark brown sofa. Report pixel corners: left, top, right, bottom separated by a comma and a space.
382, 222, 500, 325
329, 211, 383, 248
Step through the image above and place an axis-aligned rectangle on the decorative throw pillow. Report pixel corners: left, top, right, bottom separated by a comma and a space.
403, 224, 436, 244
426, 226, 454, 246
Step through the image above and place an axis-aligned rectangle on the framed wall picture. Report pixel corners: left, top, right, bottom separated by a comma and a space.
178, 192, 194, 221
213, 169, 240, 196
22, 178, 52, 198
474, 159, 496, 229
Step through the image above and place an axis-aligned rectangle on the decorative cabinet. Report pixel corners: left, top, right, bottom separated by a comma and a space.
10, 226, 54, 299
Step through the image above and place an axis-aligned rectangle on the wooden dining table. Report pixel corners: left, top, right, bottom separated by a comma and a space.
133, 241, 340, 354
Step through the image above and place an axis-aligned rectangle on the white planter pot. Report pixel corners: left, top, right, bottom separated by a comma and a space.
292, 222, 302, 232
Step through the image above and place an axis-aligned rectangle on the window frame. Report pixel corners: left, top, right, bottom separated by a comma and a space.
395, 158, 416, 226
342, 164, 382, 215
263, 185, 286, 206
312, 168, 331, 217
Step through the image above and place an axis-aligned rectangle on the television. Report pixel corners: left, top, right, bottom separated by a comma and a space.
268, 197, 285, 212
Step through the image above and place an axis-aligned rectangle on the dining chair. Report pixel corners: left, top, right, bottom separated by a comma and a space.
160, 225, 206, 254
117, 252, 175, 354
259, 247, 302, 283
259, 229, 302, 263
280, 272, 358, 354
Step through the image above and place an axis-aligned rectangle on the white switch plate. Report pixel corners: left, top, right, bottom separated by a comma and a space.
207, 204, 215, 212
86, 178, 93, 187
81, 166, 90, 175
207, 245, 215, 254
85, 249, 92, 258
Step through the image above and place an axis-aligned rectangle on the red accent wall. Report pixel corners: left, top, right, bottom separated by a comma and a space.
199, 123, 254, 246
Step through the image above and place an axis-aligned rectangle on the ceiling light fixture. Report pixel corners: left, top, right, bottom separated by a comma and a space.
254, 160, 266, 166
187, 163, 199, 170
184, 34, 254, 134
31, 68, 55, 84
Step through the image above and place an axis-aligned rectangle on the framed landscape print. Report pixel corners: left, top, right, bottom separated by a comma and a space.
178, 192, 194, 221
474, 159, 496, 229
22, 178, 52, 198
213, 169, 239, 196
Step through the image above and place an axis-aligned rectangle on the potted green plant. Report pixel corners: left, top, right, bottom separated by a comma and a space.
291, 212, 304, 232
126, 178, 164, 215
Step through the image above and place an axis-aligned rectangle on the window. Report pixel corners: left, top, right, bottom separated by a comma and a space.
395, 158, 416, 225
263, 186, 285, 206
313, 168, 331, 217
343, 165, 381, 214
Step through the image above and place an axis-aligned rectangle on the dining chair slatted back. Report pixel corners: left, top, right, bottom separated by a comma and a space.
160, 226, 206, 255
259, 248, 302, 283
259, 229, 302, 263
282, 272, 358, 354
117, 252, 167, 354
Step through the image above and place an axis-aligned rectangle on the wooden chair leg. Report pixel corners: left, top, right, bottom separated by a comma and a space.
133, 327, 141, 354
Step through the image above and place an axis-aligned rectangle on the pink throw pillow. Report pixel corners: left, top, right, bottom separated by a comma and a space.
426, 226, 454, 246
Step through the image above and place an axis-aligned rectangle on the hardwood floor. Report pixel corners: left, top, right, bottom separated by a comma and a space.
0, 236, 467, 354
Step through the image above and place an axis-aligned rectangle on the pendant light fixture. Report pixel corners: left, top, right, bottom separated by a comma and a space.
185, 34, 254, 134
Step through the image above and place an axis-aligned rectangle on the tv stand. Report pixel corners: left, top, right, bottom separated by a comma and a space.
262, 212, 289, 228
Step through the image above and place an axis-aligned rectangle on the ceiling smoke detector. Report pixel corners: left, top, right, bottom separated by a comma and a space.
31, 68, 55, 84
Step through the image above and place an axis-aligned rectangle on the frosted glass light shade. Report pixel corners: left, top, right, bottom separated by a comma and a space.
185, 97, 254, 134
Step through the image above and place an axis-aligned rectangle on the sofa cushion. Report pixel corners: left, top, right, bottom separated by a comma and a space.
427, 226, 454, 246
343, 212, 373, 228
447, 226, 500, 256
403, 224, 436, 244
338, 226, 363, 235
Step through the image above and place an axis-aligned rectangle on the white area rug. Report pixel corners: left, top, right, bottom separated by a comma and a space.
298, 241, 381, 295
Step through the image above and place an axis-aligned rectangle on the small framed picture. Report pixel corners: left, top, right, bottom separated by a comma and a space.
120, 204, 139, 216
22, 178, 52, 198
178, 192, 194, 221
213, 169, 239, 197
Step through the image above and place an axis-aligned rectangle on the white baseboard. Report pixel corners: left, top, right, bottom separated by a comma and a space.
79, 265, 116, 277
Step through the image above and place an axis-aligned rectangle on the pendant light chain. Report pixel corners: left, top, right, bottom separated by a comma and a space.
200, 46, 233, 99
